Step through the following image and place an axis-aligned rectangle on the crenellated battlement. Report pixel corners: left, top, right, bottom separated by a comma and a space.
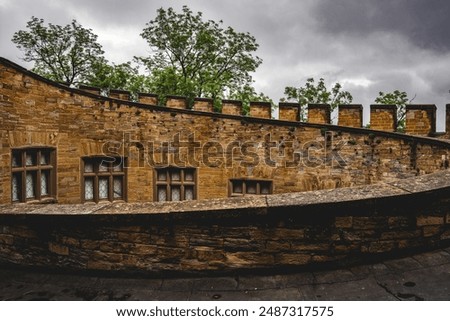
72, 86, 445, 137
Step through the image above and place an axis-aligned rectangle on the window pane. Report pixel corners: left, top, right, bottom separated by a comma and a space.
98, 178, 109, 199
185, 186, 194, 200
41, 171, 49, 196
232, 182, 243, 194
260, 182, 271, 194
171, 170, 181, 181
185, 170, 194, 181
25, 151, 36, 166
157, 170, 167, 181
84, 161, 94, 173
40, 151, 49, 165
171, 186, 181, 201
99, 161, 109, 172
113, 177, 123, 199
157, 186, 167, 202
12, 173, 21, 201
113, 158, 123, 172
246, 182, 257, 194
84, 177, 94, 201
12, 151, 21, 167
26, 172, 36, 198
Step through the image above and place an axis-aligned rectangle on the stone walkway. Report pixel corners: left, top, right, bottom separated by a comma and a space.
1, 247, 449, 301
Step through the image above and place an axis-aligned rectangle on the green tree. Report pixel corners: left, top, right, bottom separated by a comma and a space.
374, 90, 414, 131
283, 78, 353, 121
12, 16, 105, 85
87, 61, 152, 100
137, 6, 263, 108
229, 84, 273, 115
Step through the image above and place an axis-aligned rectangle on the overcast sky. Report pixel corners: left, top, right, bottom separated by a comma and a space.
1, 0, 450, 129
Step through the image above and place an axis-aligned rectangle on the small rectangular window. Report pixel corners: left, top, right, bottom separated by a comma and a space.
155, 167, 196, 202
11, 148, 56, 203
230, 179, 273, 197
82, 157, 126, 203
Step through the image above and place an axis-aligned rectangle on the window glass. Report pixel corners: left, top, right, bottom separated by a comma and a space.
98, 177, 109, 199
84, 177, 94, 201
113, 177, 123, 199
157, 186, 167, 201
25, 172, 35, 198
155, 168, 196, 202
11, 148, 55, 203
82, 157, 126, 203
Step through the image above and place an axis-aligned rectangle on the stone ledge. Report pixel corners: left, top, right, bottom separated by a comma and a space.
1, 169, 449, 216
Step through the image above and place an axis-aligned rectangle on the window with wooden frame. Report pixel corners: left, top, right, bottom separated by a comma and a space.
11, 147, 56, 203
155, 167, 196, 202
82, 156, 126, 203
229, 179, 273, 197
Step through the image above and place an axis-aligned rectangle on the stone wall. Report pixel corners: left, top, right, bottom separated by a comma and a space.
0, 170, 449, 274
307, 104, 331, 124
405, 105, 436, 136
249, 101, 271, 119
338, 105, 363, 128
370, 105, 397, 131
1, 58, 450, 205
278, 102, 300, 121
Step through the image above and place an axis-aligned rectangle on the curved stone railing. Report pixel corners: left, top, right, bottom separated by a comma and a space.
0, 170, 449, 274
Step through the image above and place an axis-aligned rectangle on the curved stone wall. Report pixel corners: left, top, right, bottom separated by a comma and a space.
2, 57, 450, 204
0, 170, 449, 274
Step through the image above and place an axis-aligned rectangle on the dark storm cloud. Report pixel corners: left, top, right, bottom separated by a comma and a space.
315, 0, 450, 52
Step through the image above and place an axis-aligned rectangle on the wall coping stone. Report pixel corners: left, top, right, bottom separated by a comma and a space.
249, 101, 272, 107
370, 104, 397, 110
194, 97, 214, 102
1, 170, 450, 216
109, 89, 130, 94
405, 104, 437, 111
339, 104, 363, 110
221, 99, 243, 105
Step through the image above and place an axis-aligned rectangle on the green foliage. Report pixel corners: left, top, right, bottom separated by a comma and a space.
87, 61, 152, 100
374, 90, 412, 132
137, 6, 263, 108
12, 16, 105, 85
283, 78, 353, 121
228, 84, 273, 114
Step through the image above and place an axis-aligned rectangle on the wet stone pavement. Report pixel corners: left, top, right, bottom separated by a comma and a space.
0, 247, 449, 301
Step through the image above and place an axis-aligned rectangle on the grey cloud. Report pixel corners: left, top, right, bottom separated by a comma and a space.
315, 0, 450, 52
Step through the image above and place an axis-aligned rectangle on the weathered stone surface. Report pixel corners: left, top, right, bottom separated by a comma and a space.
335, 216, 353, 228
249, 101, 271, 119
338, 105, 363, 127
48, 242, 69, 256
417, 216, 444, 226
370, 105, 397, 132
405, 105, 436, 136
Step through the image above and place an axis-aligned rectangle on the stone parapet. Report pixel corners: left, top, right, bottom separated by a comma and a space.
338, 104, 363, 128
249, 101, 272, 119
193, 97, 214, 113
78, 85, 100, 96
138, 93, 158, 105
221, 99, 243, 116
0, 170, 449, 274
278, 102, 300, 121
109, 89, 131, 101
405, 104, 436, 136
307, 104, 331, 124
370, 105, 397, 131
166, 95, 188, 109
